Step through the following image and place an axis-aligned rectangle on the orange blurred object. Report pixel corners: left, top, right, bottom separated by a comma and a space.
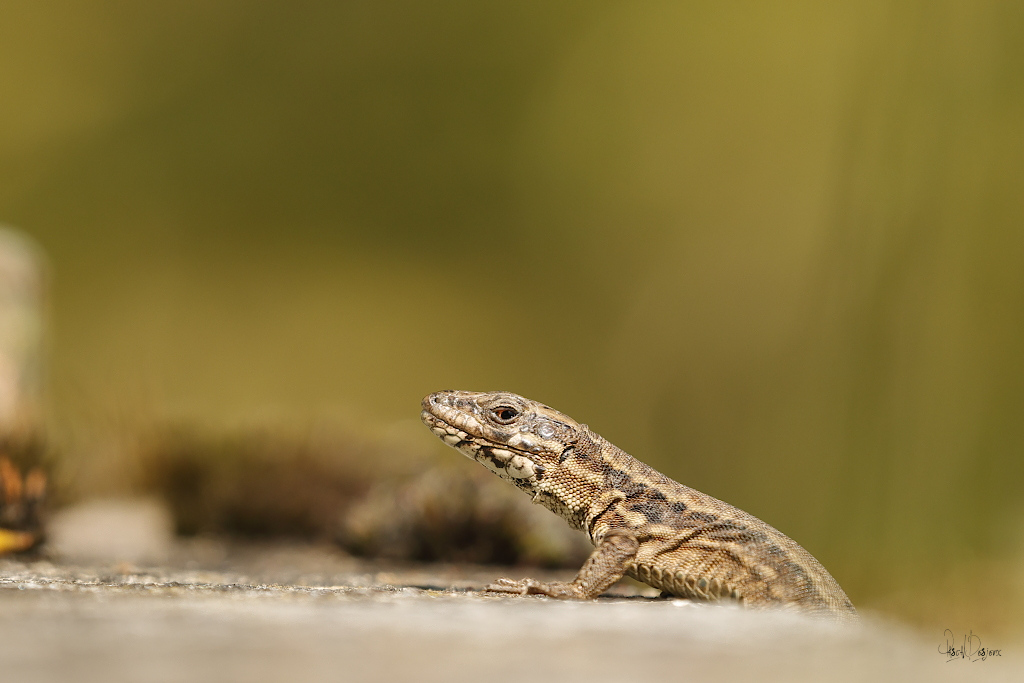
0, 455, 45, 555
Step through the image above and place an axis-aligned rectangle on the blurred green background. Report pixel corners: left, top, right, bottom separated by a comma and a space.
2, 0, 1023, 633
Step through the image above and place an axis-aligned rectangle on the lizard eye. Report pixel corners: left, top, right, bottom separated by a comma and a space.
491, 406, 519, 424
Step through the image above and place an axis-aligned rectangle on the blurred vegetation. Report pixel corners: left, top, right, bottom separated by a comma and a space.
135, 424, 589, 566
1, 1, 1023, 635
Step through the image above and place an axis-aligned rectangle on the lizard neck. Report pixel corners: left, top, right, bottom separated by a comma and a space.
533, 425, 611, 531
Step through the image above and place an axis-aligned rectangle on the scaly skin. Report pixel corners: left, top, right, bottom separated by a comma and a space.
421, 390, 857, 622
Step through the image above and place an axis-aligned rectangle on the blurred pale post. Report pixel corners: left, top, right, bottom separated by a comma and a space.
0, 227, 46, 553
0, 227, 44, 443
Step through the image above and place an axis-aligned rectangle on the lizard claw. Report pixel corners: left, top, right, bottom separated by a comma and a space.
483, 577, 537, 595
483, 577, 585, 598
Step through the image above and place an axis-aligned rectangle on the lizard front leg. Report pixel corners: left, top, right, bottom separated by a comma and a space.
484, 530, 639, 599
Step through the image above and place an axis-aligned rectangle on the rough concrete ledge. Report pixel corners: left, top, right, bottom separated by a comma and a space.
0, 552, 1018, 683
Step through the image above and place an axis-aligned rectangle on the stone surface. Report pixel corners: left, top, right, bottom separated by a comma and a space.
0, 544, 1019, 683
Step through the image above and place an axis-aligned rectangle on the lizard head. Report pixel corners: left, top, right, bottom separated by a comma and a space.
420, 390, 580, 490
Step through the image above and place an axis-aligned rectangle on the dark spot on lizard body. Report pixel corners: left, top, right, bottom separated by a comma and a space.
605, 469, 648, 498
688, 510, 718, 524
628, 499, 665, 523
668, 501, 688, 514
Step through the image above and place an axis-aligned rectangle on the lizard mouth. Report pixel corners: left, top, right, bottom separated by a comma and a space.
420, 409, 544, 481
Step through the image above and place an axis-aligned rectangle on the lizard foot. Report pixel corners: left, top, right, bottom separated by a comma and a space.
483, 577, 584, 599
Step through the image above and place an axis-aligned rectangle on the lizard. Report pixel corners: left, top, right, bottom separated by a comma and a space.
421, 390, 857, 622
